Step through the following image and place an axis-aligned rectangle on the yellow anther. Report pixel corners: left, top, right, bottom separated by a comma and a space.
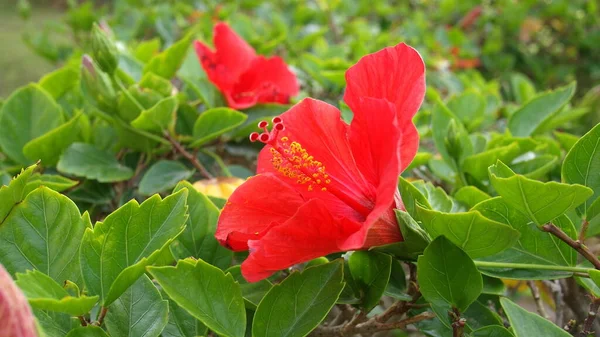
281, 136, 288, 142
321, 187, 327, 191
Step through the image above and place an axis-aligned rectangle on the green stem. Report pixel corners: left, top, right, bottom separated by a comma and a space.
474, 261, 591, 276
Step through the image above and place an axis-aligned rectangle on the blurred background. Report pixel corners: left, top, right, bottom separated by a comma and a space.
1, 0, 598, 98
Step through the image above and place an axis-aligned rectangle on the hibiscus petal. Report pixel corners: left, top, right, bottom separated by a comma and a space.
256, 98, 373, 220
344, 43, 426, 124
346, 97, 404, 248
241, 200, 362, 282
216, 173, 305, 251
0, 265, 37, 337
226, 56, 299, 109
344, 43, 425, 171
194, 22, 257, 90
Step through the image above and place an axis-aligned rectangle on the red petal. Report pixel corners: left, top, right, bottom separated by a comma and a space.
215, 173, 305, 251
344, 43, 425, 171
347, 97, 403, 247
226, 56, 299, 109
256, 98, 374, 220
194, 22, 256, 91
241, 200, 362, 282
344, 43, 425, 123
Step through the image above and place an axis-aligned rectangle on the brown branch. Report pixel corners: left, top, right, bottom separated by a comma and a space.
543, 280, 565, 326
310, 311, 435, 337
450, 307, 465, 337
581, 297, 600, 337
94, 307, 108, 326
541, 223, 600, 269
376, 263, 421, 323
78, 316, 88, 326
580, 219, 590, 243
527, 280, 550, 320
164, 132, 214, 179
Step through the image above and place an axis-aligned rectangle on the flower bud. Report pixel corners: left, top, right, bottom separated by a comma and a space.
80, 54, 117, 112
91, 22, 118, 75
193, 177, 245, 199
0, 264, 38, 337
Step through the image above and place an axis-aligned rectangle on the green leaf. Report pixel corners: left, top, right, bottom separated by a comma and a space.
65, 326, 110, 337
507, 82, 576, 137
416, 206, 520, 258
348, 251, 392, 311
191, 108, 248, 147
105, 274, 168, 337
24, 173, 78, 196
0, 84, 64, 164
489, 160, 593, 224
171, 181, 233, 269
554, 131, 579, 152
39, 65, 80, 100
500, 297, 570, 337
0, 187, 89, 284
447, 90, 486, 131
398, 176, 431, 218
15, 269, 98, 316
474, 197, 577, 279
23, 113, 83, 166
417, 236, 482, 312
510, 73, 536, 104
138, 160, 194, 196
0, 164, 37, 222
162, 291, 208, 337
139, 72, 174, 97
413, 180, 454, 212
57, 143, 134, 183
511, 155, 558, 180
481, 275, 506, 295
472, 325, 515, 337
131, 96, 178, 133
562, 123, 600, 216
117, 86, 163, 122
80, 189, 188, 305
384, 259, 408, 299
371, 210, 430, 260
431, 100, 472, 169
34, 309, 79, 337
181, 77, 224, 109
589, 269, 600, 289
148, 258, 246, 337
227, 265, 273, 310
252, 260, 344, 337
454, 186, 491, 209
144, 32, 194, 79
463, 142, 523, 182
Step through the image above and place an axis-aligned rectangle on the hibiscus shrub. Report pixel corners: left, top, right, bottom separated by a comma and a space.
1, 1, 600, 337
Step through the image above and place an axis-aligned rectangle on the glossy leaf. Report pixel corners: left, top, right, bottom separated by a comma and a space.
454, 186, 491, 209
562, 123, 600, 215
148, 258, 246, 337
57, 143, 134, 182
143, 32, 194, 79
0, 84, 64, 164
500, 297, 570, 337
162, 292, 208, 337
65, 326, 110, 337
23, 113, 83, 166
0, 164, 37, 222
138, 160, 194, 196
15, 270, 98, 316
0, 187, 89, 284
348, 251, 392, 311
508, 82, 576, 137
170, 181, 233, 269
416, 206, 520, 258
372, 210, 430, 260
489, 161, 593, 225
417, 236, 482, 311
105, 275, 169, 337
131, 96, 178, 133
191, 108, 248, 147
472, 326, 515, 337
252, 260, 344, 337
227, 265, 273, 310
80, 189, 188, 305
474, 197, 577, 279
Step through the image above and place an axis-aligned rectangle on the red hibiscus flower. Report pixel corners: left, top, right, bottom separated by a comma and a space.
0, 264, 38, 337
216, 43, 425, 282
194, 22, 299, 110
